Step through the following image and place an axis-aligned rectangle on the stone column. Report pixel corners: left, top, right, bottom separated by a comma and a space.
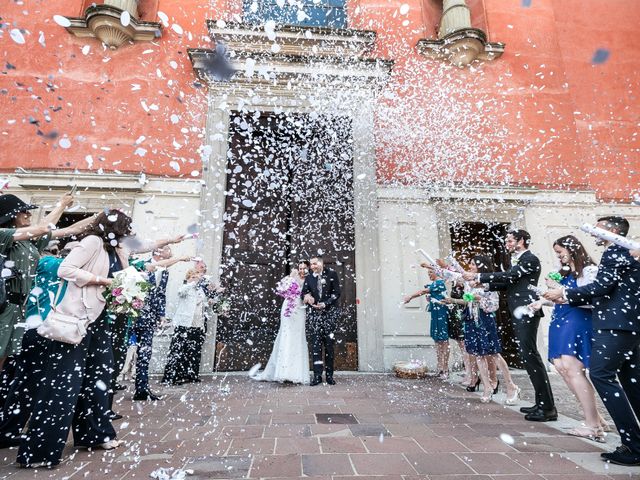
199, 90, 231, 373
104, 0, 139, 17
439, 0, 472, 38
352, 96, 385, 372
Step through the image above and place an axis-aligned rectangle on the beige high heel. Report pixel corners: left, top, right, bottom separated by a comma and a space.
504, 385, 521, 406
567, 426, 606, 443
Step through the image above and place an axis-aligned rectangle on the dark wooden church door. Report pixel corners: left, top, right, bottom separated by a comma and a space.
215, 111, 357, 371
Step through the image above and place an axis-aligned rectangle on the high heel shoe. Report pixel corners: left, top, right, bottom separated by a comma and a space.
504, 385, 521, 406
480, 392, 493, 404
492, 380, 500, 395
466, 378, 481, 392
567, 426, 606, 443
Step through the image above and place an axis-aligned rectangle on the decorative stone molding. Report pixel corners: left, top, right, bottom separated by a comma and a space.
416, 0, 504, 67
62, 1, 162, 49
187, 21, 392, 88
13, 171, 144, 192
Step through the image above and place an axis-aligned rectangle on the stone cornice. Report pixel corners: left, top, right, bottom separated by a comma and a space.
377, 185, 598, 205
188, 21, 393, 89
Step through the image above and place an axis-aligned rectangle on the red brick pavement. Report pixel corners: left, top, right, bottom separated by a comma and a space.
0, 374, 638, 479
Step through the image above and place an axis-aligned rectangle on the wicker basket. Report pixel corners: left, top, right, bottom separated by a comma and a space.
393, 361, 428, 379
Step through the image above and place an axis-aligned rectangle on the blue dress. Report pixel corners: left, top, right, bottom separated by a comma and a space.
548, 275, 593, 367
25, 256, 66, 321
427, 280, 449, 342
463, 291, 502, 356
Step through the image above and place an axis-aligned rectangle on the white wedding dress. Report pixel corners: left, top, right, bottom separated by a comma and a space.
252, 294, 310, 385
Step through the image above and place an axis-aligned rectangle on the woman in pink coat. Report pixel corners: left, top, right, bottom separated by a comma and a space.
16, 210, 132, 468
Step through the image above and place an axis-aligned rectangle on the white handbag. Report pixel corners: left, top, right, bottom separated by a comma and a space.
37, 282, 89, 345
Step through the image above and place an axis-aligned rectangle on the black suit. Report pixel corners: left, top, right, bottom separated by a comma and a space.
134, 269, 169, 394
301, 269, 341, 380
565, 244, 640, 453
479, 250, 555, 410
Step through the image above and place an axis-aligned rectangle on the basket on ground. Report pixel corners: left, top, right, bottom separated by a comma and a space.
393, 360, 428, 379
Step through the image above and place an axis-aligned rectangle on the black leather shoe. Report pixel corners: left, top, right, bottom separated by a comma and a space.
492, 379, 500, 395
326, 377, 336, 385
108, 411, 123, 421
601, 445, 640, 466
519, 404, 539, 414
524, 407, 557, 422
133, 390, 162, 401
114, 383, 127, 391
0, 437, 21, 449
310, 377, 322, 386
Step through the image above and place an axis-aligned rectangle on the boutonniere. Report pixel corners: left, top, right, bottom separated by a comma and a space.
320, 279, 326, 285
547, 271, 563, 282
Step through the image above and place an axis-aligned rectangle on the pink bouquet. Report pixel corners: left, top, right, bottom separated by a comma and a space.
276, 276, 302, 318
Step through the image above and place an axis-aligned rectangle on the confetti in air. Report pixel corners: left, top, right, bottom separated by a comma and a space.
592, 48, 610, 64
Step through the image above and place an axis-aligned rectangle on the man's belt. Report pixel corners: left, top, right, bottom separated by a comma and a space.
6, 292, 26, 306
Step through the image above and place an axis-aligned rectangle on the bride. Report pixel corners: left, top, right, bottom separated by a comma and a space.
251, 262, 310, 384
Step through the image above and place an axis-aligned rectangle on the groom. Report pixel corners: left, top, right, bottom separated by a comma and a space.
301, 256, 341, 386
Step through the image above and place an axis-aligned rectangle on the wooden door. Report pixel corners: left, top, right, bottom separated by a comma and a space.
215, 111, 357, 371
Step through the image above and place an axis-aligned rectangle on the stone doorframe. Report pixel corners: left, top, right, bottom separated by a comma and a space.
197, 82, 386, 372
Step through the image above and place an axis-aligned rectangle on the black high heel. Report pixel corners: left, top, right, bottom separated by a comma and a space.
493, 379, 500, 395
466, 378, 481, 392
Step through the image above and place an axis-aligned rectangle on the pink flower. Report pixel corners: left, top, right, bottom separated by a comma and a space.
132, 298, 144, 309
112, 287, 123, 297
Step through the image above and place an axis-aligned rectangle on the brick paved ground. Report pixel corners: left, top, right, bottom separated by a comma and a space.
0, 372, 638, 479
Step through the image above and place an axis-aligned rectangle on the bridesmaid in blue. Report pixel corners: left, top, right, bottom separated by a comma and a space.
530, 235, 608, 441
404, 269, 450, 379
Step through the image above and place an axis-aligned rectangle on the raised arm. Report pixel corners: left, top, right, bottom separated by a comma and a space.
129, 234, 187, 254
11, 193, 74, 241
146, 255, 191, 271
52, 213, 97, 239
403, 287, 430, 304
478, 255, 540, 285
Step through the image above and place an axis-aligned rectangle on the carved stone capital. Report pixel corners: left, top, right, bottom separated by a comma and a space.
62, 3, 162, 49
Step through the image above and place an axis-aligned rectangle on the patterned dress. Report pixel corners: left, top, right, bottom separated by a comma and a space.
463, 288, 502, 356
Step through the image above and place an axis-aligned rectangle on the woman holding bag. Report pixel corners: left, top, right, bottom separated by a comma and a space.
16, 209, 132, 468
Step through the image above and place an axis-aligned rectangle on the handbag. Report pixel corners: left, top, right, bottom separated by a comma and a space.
37, 281, 89, 345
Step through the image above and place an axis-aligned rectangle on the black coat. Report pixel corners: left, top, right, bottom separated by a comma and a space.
301, 269, 341, 311
565, 244, 640, 331
479, 250, 542, 314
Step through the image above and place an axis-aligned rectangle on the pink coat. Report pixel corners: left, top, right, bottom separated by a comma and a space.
56, 235, 129, 323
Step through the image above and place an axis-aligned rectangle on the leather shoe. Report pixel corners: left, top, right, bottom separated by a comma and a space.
108, 411, 123, 421
0, 436, 21, 449
524, 407, 557, 422
519, 404, 539, 414
326, 377, 336, 385
133, 390, 162, 401
310, 377, 322, 386
601, 445, 640, 466
114, 383, 127, 391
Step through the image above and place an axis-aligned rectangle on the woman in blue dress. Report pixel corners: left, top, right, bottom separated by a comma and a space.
404, 270, 450, 379
530, 235, 608, 442
445, 255, 520, 404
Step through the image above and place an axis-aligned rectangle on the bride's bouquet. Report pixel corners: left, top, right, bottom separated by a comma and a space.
276, 276, 302, 318
104, 266, 151, 318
